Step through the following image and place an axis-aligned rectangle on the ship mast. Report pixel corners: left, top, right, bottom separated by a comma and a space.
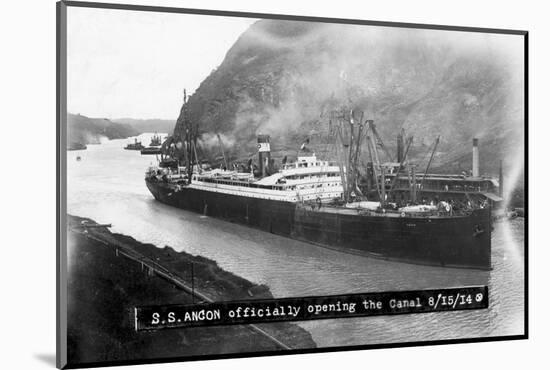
410, 164, 417, 203
327, 108, 345, 201
351, 113, 365, 196
418, 135, 440, 199
370, 123, 393, 163
334, 125, 348, 200
367, 122, 384, 203
192, 140, 201, 174
365, 128, 382, 201
386, 134, 414, 197
327, 107, 373, 203
173, 88, 198, 183
216, 133, 228, 170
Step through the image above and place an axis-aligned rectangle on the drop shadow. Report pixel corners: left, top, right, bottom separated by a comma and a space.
34, 353, 56, 367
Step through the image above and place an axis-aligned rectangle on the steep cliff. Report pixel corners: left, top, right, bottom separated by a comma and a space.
178, 20, 524, 178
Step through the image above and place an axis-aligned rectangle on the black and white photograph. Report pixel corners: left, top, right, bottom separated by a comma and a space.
56, 1, 527, 368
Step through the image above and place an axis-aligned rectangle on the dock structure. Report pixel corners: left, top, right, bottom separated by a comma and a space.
70, 222, 292, 351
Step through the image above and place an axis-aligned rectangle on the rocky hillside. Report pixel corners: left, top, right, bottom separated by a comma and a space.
67, 113, 139, 146
179, 20, 524, 181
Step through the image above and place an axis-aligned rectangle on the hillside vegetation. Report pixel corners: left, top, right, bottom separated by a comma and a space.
112, 118, 175, 134
67, 113, 139, 146
178, 20, 524, 182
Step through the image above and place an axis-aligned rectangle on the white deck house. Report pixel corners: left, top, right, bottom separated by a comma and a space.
184, 154, 345, 203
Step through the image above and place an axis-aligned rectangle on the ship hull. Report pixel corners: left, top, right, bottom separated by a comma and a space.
146, 179, 491, 270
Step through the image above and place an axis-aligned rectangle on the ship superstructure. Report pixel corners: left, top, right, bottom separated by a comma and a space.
178, 155, 344, 203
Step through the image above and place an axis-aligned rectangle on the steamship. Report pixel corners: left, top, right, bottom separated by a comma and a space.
149, 133, 163, 147
145, 133, 495, 270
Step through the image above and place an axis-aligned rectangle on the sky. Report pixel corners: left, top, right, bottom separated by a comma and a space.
67, 7, 257, 119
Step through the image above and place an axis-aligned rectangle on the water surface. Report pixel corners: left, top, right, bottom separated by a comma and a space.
67, 135, 525, 347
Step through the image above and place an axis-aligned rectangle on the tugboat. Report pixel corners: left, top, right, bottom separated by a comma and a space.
124, 138, 145, 151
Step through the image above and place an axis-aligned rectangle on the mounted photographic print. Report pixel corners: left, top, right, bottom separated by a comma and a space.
56, 1, 528, 368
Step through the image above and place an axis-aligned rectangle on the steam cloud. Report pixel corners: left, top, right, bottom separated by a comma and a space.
190, 19, 524, 178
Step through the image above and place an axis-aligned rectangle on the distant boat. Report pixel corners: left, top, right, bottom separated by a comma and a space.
141, 147, 162, 155
149, 133, 162, 147
68, 142, 87, 151
124, 138, 144, 150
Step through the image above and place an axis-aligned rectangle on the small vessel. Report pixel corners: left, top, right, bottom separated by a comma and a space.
141, 147, 162, 155
124, 138, 145, 150
149, 133, 162, 147
67, 142, 87, 151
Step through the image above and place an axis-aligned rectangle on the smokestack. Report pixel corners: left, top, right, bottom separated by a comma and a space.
472, 138, 479, 178
257, 134, 271, 177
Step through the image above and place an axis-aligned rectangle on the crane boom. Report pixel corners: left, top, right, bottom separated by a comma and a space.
387, 136, 414, 196
371, 123, 394, 162
418, 136, 440, 197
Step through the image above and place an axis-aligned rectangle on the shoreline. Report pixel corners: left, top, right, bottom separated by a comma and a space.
66, 214, 316, 366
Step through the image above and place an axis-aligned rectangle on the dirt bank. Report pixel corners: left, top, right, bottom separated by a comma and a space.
66, 215, 316, 366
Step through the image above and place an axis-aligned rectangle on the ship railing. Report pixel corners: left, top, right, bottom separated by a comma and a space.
311, 202, 474, 218
355, 209, 471, 218
389, 183, 493, 193
197, 176, 298, 191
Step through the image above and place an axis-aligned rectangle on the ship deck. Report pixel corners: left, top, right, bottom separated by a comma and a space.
307, 204, 469, 219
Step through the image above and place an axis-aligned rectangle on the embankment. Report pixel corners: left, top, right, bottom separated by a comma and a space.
66, 215, 316, 366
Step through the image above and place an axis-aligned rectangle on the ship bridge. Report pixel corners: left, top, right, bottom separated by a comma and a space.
255, 154, 341, 185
